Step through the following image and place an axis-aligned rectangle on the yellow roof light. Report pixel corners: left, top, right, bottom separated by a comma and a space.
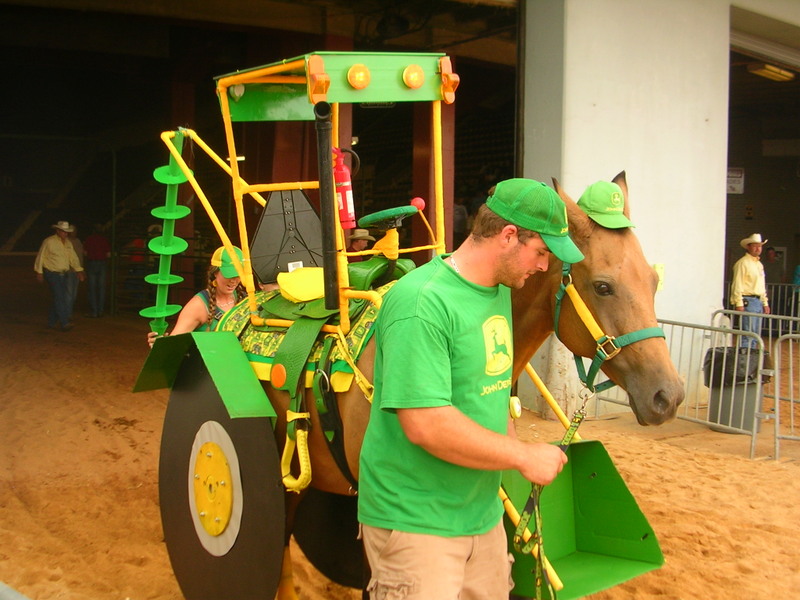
347, 64, 371, 90
402, 64, 425, 89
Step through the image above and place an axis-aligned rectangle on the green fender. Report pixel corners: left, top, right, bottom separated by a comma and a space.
133, 331, 277, 419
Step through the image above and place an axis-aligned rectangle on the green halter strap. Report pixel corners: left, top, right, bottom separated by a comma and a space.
554, 262, 665, 393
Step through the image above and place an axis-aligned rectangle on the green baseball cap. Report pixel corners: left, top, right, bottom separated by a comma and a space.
211, 245, 244, 278
486, 178, 584, 264
577, 181, 634, 229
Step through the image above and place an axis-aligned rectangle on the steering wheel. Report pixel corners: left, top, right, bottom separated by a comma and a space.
357, 205, 419, 231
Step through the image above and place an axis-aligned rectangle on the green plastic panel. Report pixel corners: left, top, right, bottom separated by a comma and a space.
133, 331, 276, 419
225, 83, 316, 122
502, 440, 664, 600
217, 51, 448, 122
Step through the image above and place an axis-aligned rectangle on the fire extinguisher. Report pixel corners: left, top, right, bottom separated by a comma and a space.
332, 147, 359, 230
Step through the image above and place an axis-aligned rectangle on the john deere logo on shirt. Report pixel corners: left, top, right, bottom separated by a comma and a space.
483, 316, 513, 376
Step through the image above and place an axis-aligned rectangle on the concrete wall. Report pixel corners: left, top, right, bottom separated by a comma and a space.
519, 0, 800, 415
525, 0, 731, 325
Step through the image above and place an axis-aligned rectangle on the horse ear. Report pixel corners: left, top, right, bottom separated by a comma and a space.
553, 177, 592, 239
611, 171, 631, 217
552, 177, 565, 197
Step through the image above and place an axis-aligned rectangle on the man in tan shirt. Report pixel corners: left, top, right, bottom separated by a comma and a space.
34, 221, 85, 331
730, 233, 770, 348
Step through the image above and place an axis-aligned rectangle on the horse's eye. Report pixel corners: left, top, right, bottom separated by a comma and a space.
594, 281, 613, 296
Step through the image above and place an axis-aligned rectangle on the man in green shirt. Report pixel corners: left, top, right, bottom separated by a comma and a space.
358, 179, 584, 599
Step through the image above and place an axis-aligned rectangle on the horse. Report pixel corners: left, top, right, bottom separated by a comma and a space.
511, 172, 684, 425
262, 171, 684, 598
160, 172, 684, 600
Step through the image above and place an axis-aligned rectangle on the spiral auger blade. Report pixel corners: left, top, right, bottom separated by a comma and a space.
139, 131, 193, 334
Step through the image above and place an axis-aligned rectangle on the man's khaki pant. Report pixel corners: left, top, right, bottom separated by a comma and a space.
362, 521, 514, 599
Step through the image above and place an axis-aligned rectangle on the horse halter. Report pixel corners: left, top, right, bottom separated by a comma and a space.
553, 262, 665, 393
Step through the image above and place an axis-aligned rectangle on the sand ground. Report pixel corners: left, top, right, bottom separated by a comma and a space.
2, 256, 799, 600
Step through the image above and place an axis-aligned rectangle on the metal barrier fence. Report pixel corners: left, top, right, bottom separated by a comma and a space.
771, 333, 800, 460
710, 308, 800, 347
766, 282, 799, 320
725, 282, 799, 320
594, 311, 800, 459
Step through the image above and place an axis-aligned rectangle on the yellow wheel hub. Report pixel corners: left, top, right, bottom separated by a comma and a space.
192, 441, 234, 536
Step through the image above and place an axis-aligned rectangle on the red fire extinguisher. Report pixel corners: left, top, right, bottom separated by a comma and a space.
333, 147, 357, 230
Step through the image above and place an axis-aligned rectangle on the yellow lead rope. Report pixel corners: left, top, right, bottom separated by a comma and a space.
564, 283, 606, 341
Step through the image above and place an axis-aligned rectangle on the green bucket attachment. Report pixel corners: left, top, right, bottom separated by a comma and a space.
503, 440, 663, 599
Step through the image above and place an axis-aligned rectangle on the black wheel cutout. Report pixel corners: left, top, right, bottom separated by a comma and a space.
159, 346, 285, 599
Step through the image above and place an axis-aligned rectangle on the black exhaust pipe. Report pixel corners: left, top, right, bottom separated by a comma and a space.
314, 101, 339, 310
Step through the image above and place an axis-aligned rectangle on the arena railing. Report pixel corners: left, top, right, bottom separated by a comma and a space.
592, 315, 800, 459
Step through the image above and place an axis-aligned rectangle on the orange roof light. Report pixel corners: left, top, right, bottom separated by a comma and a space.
402, 64, 425, 89
307, 54, 330, 103
347, 64, 371, 90
439, 56, 460, 104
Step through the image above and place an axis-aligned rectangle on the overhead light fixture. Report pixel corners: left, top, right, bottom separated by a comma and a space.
747, 62, 795, 82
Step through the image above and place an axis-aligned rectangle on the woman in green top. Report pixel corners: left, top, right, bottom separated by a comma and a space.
147, 246, 244, 347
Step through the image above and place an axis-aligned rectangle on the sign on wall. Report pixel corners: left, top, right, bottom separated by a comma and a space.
727, 168, 745, 194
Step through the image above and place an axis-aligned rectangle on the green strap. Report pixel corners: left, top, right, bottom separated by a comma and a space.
557, 409, 585, 450
514, 485, 553, 600
514, 409, 587, 600
552, 263, 571, 340
313, 336, 336, 428
272, 317, 328, 439
578, 327, 665, 392
556, 263, 666, 393
311, 334, 359, 490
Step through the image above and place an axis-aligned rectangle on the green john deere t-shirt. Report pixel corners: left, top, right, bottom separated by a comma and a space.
357, 254, 513, 536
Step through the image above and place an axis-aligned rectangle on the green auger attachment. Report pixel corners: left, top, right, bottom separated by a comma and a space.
140, 131, 192, 335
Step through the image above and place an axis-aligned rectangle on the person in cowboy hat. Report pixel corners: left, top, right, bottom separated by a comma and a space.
346, 228, 375, 263
730, 233, 770, 348
147, 245, 245, 347
33, 221, 85, 331
358, 179, 581, 600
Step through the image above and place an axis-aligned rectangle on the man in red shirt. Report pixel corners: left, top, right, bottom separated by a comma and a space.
83, 224, 112, 317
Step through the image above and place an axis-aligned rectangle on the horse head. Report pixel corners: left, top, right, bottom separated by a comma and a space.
512, 172, 684, 425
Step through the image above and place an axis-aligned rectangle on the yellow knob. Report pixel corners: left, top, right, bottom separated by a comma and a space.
509, 396, 522, 419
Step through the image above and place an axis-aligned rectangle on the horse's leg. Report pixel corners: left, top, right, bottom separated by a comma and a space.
276, 490, 305, 600
268, 341, 376, 599
276, 545, 299, 600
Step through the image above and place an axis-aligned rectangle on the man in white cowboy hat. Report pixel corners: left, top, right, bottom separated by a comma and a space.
34, 221, 85, 331
730, 233, 770, 348
346, 228, 375, 263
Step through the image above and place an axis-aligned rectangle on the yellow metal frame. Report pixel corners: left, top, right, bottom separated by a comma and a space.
156, 54, 451, 497
160, 64, 448, 337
